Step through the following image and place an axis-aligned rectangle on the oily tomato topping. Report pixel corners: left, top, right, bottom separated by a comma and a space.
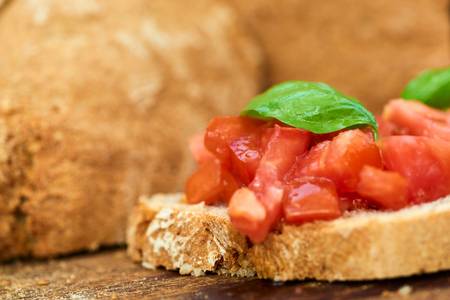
186, 100, 450, 243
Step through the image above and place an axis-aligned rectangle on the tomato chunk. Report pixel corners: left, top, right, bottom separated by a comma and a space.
383, 99, 450, 141
189, 134, 215, 165
229, 125, 311, 243
284, 177, 341, 224
204, 116, 263, 164
381, 136, 450, 204
357, 165, 408, 210
185, 159, 239, 204
229, 135, 261, 185
292, 129, 382, 192
228, 188, 267, 242
186, 159, 223, 204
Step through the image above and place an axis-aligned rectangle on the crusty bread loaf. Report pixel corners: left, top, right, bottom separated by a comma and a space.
230, 0, 450, 112
0, 0, 265, 260
127, 193, 450, 281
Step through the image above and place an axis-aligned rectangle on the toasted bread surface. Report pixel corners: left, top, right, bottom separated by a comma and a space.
127, 193, 450, 281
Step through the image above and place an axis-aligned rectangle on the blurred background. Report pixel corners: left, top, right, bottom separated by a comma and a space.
0, 0, 449, 261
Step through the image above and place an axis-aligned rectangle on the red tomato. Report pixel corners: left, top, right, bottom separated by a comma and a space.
221, 170, 241, 202
185, 159, 240, 204
381, 136, 450, 204
287, 140, 330, 181
283, 177, 341, 224
357, 165, 408, 210
229, 125, 311, 243
186, 159, 223, 204
189, 133, 215, 165
256, 125, 311, 181
292, 129, 382, 193
228, 188, 267, 242
376, 115, 408, 137
204, 116, 264, 164
229, 135, 261, 185
383, 99, 450, 141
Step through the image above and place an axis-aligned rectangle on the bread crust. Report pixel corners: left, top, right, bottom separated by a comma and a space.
128, 193, 450, 281
0, 0, 265, 260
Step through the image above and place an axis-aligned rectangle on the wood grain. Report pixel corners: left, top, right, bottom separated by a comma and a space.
1, 249, 449, 299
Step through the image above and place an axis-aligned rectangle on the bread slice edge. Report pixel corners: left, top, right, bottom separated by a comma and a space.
127, 193, 450, 281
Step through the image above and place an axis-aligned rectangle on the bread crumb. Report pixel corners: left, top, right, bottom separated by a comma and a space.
0, 279, 12, 286
111, 292, 118, 299
398, 285, 413, 296
36, 279, 49, 286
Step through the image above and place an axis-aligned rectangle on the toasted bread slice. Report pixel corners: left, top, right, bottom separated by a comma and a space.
127, 193, 450, 281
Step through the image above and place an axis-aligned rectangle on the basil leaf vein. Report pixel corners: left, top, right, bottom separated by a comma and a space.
241, 81, 378, 138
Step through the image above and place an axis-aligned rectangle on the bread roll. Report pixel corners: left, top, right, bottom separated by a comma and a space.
231, 0, 449, 112
0, 0, 265, 260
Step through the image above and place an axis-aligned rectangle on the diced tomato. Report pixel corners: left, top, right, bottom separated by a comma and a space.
310, 130, 343, 145
376, 115, 407, 137
221, 170, 241, 202
229, 135, 261, 185
229, 125, 311, 243
204, 116, 264, 164
383, 99, 450, 141
325, 130, 382, 192
228, 188, 267, 242
186, 159, 223, 204
380, 136, 450, 204
357, 165, 408, 210
283, 177, 341, 224
292, 129, 382, 193
189, 134, 215, 165
185, 159, 239, 204
256, 125, 311, 181
287, 140, 330, 181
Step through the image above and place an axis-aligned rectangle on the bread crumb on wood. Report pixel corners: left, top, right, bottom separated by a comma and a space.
398, 285, 413, 296
36, 279, 49, 286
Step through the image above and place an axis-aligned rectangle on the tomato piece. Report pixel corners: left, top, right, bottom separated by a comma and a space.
229, 135, 261, 185
292, 129, 382, 193
376, 115, 408, 137
189, 133, 215, 165
383, 99, 450, 141
284, 177, 341, 224
381, 136, 450, 204
221, 170, 241, 202
256, 125, 311, 181
287, 140, 330, 181
185, 159, 240, 204
204, 116, 263, 164
252, 126, 311, 240
186, 159, 223, 204
228, 188, 267, 242
357, 165, 408, 210
229, 126, 311, 243
326, 130, 382, 192
310, 130, 343, 145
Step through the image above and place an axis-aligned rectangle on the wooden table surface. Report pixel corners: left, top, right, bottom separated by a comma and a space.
1, 248, 449, 300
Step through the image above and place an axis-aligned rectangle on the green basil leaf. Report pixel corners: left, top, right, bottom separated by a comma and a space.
402, 67, 450, 109
241, 81, 378, 138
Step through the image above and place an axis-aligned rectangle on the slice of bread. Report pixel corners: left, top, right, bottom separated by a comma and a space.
127, 193, 450, 281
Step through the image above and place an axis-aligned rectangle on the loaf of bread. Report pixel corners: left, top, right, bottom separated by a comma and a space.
128, 193, 450, 281
0, 0, 265, 260
230, 0, 449, 112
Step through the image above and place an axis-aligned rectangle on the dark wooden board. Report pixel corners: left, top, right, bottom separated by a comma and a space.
1, 249, 449, 299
